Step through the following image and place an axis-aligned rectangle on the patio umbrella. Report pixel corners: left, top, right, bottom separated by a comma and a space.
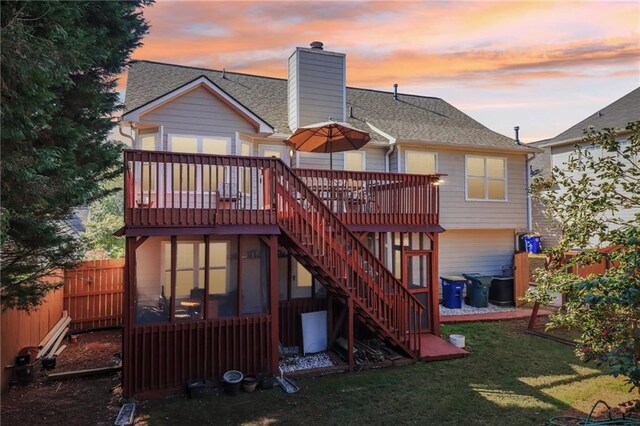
286, 121, 371, 169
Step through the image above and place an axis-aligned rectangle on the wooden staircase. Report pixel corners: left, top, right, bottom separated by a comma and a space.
273, 162, 424, 358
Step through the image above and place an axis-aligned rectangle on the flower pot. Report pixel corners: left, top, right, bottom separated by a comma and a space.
222, 370, 243, 396
242, 376, 257, 393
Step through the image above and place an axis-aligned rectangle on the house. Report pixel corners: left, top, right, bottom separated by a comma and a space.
118, 42, 538, 397
529, 87, 640, 249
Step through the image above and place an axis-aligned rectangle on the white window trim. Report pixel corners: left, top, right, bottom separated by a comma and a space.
403, 149, 438, 174
343, 150, 367, 172
258, 143, 290, 166
464, 155, 508, 202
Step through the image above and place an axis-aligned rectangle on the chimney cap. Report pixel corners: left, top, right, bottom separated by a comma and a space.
310, 41, 324, 50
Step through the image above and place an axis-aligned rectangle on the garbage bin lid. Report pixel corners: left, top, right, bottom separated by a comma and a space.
441, 275, 467, 281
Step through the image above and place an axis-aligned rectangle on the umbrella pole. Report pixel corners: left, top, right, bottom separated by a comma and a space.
330, 149, 333, 170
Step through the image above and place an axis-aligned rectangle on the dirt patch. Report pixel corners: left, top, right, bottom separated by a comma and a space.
1, 329, 123, 425
55, 329, 121, 373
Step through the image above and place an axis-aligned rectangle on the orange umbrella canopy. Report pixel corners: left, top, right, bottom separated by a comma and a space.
286, 121, 371, 169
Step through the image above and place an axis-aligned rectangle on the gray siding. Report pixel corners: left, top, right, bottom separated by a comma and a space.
530, 146, 561, 248
287, 54, 298, 131
288, 48, 345, 130
294, 146, 387, 171
140, 86, 256, 152
397, 146, 528, 230
545, 138, 639, 246
439, 229, 515, 278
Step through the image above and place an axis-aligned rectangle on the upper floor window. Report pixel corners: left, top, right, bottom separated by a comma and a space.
405, 150, 437, 174
344, 151, 366, 171
465, 156, 507, 201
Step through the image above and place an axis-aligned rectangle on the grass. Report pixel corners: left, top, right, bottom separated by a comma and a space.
135, 320, 631, 425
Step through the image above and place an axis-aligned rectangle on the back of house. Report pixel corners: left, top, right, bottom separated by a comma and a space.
119, 42, 538, 396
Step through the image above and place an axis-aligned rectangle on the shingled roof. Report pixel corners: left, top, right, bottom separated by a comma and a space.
537, 87, 640, 147
125, 60, 535, 152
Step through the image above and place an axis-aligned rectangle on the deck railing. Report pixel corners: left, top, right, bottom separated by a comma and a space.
124, 150, 280, 227
124, 150, 440, 228
293, 168, 440, 227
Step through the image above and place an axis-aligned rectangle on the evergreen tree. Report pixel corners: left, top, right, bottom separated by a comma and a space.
1, 1, 151, 310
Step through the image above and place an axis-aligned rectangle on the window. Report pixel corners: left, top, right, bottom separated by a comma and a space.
292, 261, 313, 298
405, 150, 437, 174
168, 134, 231, 192
159, 238, 237, 321
139, 134, 158, 192
465, 156, 507, 201
344, 151, 366, 171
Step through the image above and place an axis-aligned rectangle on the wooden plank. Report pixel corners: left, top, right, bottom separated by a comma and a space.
48, 365, 122, 380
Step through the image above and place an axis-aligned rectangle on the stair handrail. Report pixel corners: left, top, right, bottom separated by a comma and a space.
272, 160, 424, 356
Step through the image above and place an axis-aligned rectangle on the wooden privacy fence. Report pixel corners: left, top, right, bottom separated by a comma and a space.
64, 259, 125, 331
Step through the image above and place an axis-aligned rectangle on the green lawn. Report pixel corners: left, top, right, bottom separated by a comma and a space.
136, 321, 631, 425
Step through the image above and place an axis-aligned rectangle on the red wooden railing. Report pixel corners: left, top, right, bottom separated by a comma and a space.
293, 168, 440, 226
124, 150, 440, 228
126, 316, 271, 396
124, 150, 279, 227
274, 161, 424, 358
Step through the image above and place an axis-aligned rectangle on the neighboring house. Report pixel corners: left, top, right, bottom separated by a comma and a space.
118, 42, 538, 397
529, 87, 640, 249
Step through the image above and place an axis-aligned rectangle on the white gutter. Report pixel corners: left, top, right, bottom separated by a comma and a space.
365, 121, 396, 173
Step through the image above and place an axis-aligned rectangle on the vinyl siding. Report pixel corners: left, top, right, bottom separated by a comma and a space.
290, 49, 345, 128
547, 138, 639, 245
530, 146, 561, 248
287, 54, 298, 131
139, 86, 256, 153
439, 229, 515, 278
397, 147, 528, 230
295, 146, 387, 171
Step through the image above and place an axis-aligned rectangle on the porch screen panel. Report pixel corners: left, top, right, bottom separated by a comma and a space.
207, 239, 238, 318
241, 237, 269, 315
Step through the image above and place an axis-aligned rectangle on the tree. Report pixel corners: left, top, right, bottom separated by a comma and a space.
82, 179, 125, 259
529, 121, 640, 392
1, 1, 151, 310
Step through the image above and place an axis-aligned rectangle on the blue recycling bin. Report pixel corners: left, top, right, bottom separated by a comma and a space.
524, 235, 542, 254
441, 276, 466, 309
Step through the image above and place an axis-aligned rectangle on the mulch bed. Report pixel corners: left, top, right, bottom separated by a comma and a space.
1, 329, 124, 425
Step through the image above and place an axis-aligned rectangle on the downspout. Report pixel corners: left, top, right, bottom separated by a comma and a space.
118, 120, 136, 147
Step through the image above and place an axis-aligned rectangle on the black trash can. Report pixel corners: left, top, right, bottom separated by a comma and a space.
463, 274, 492, 308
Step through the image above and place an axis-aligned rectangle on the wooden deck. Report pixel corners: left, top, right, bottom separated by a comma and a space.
123, 150, 441, 229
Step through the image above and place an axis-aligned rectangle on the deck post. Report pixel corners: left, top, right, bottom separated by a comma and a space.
123, 236, 137, 398
348, 296, 354, 370
327, 292, 334, 346
268, 235, 279, 375
430, 232, 441, 335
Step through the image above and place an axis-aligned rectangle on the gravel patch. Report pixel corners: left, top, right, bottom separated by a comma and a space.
279, 352, 335, 373
439, 302, 516, 316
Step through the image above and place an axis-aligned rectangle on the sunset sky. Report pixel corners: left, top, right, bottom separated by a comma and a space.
126, 0, 640, 142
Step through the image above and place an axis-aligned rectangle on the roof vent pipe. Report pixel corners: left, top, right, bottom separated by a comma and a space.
514, 126, 520, 145
349, 106, 354, 118
310, 41, 324, 50
393, 83, 398, 100
222, 68, 226, 79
